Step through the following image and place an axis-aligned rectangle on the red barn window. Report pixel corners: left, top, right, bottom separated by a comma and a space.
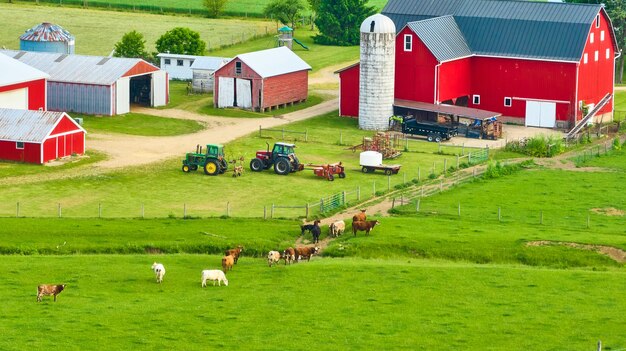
473, 95, 480, 105
596, 14, 600, 28
235, 61, 242, 74
404, 34, 412, 52
16, 142, 24, 150
504, 97, 512, 107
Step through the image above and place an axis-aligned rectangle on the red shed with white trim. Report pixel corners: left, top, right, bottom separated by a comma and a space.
339, 0, 619, 130
0, 108, 86, 164
213, 47, 311, 112
0, 53, 48, 111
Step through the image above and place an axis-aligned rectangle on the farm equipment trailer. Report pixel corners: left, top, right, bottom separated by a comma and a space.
306, 162, 346, 181
360, 151, 401, 175
400, 118, 457, 142
249, 142, 304, 175
181, 144, 228, 175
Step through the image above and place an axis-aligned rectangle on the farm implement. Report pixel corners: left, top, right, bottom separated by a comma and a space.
346, 131, 402, 159
249, 142, 304, 175
360, 151, 401, 175
305, 162, 346, 181
181, 144, 228, 176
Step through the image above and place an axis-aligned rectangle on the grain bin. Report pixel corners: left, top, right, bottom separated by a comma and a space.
20, 23, 75, 54
358, 14, 395, 131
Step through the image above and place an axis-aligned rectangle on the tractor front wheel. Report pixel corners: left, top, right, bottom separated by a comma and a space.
190, 165, 198, 171
250, 158, 264, 172
274, 158, 291, 175
339, 172, 346, 178
182, 165, 190, 173
204, 160, 219, 176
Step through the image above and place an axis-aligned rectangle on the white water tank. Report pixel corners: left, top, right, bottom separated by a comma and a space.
358, 13, 396, 131
360, 151, 383, 166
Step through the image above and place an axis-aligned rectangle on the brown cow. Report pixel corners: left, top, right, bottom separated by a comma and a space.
352, 209, 367, 222
37, 284, 66, 302
222, 255, 234, 273
225, 245, 244, 264
283, 247, 296, 265
295, 246, 319, 262
352, 220, 380, 236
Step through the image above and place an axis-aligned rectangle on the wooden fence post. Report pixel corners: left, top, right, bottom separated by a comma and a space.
58, 203, 61, 218
456, 155, 459, 170
340, 132, 342, 145
405, 137, 409, 151
540, 211, 543, 225
387, 175, 391, 191
99, 203, 102, 218
305, 129, 308, 142
498, 207, 501, 222
392, 198, 395, 209
342, 191, 346, 205
462, 143, 465, 155
373, 181, 376, 195
439, 180, 443, 192
458, 202, 461, 217
271, 204, 275, 219
403, 172, 406, 184
416, 198, 420, 212
16, 202, 19, 218
587, 213, 590, 228
357, 186, 361, 201
282, 128, 285, 140
183, 203, 186, 219
226, 202, 230, 217
259, 125, 262, 137
305, 203, 309, 219
444, 159, 447, 175
141, 203, 144, 219
418, 167, 421, 182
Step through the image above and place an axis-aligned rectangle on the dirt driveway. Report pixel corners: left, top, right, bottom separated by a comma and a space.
87, 98, 338, 169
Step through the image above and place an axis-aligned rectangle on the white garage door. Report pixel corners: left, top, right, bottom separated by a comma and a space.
236, 79, 252, 109
525, 101, 556, 128
151, 71, 168, 107
218, 77, 235, 108
116, 77, 130, 114
0, 88, 28, 110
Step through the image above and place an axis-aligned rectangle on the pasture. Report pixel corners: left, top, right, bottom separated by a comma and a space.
80, 113, 205, 136
1, 255, 625, 350
16, 0, 390, 17
0, 3, 273, 54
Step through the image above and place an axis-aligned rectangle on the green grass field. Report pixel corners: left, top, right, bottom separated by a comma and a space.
15, 0, 390, 17
1, 255, 625, 350
80, 113, 205, 136
0, 3, 273, 54
0, 151, 107, 179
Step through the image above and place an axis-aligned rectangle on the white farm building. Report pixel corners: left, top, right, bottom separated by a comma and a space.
0, 50, 168, 115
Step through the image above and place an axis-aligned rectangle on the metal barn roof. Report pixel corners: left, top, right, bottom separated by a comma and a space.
0, 109, 84, 143
384, 0, 618, 62
234, 47, 312, 78
190, 56, 231, 71
407, 16, 471, 62
20, 22, 74, 42
394, 99, 501, 120
0, 53, 49, 86
0, 50, 159, 85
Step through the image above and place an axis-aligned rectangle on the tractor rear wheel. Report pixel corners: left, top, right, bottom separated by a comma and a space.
339, 172, 346, 178
274, 158, 291, 175
182, 165, 190, 173
204, 160, 219, 176
250, 158, 264, 172
328, 174, 334, 181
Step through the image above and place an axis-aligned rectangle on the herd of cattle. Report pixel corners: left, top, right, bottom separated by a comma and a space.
36, 211, 381, 301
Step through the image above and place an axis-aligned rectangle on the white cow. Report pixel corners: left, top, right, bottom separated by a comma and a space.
151, 262, 165, 283
330, 220, 346, 237
201, 269, 229, 287
267, 251, 281, 267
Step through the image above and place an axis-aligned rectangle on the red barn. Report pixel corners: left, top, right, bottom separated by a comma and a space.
213, 47, 311, 112
339, 0, 619, 129
0, 53, 48, 111
0, 108, 86, 164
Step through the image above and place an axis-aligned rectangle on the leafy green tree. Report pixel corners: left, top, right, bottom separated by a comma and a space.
203, 0, 228, 18
155, 27, 206, 56
564, 0, 626, 83
263, 0, 306, 30
314, 0, 375, 46
113, 30, 149, 60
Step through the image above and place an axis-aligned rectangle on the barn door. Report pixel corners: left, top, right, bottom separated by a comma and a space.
218, 77, 235, 108
116, 77, 130, 114
236, 79, 252, 109
0, 88, 28, 110
151, 71, 168, 107
525, 101, 556, 128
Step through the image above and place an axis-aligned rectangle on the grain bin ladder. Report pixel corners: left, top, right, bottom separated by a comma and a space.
565, 93, 612, 140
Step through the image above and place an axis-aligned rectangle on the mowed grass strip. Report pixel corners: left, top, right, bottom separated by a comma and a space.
0, 217, 298, 256
0, 150, 107, 179
80, 113, 205, 136
0, 3, 273, 54
1, 254, 625, 350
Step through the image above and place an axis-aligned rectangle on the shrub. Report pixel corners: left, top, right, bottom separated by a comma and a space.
612, 137, 622, 150
505, 135, 564, 157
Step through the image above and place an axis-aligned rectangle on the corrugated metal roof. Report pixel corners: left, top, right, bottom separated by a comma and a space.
0, 53, 49, 86
19, 22, 74, 42
190, 57, 231, 71
0, 109, 74, 142
156, 53, 201, 60
394, 99, 501, 120
384, 0, 614, 62
0, 50, 159, 85
235, 47, 311, 78
407, 16, 471, 62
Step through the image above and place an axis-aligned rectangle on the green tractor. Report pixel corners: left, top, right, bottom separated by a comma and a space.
182, 144, 228, 176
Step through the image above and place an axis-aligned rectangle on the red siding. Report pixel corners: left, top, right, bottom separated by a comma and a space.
122, 61, 159, 78
51, 115, 81, 135
338, 64, 360, 117
468, 57, 577, 123
0, 79, 46, 110
0, 140, 41, 164
214, 57, 309, 111
262, 71, 308, 108
438, 58, 471, 103
43, 138, 56, 163
577, 10, 616, 121
395, 28, 438, 103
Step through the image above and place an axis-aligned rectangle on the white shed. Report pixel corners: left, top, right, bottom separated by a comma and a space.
190, 57, 230, 93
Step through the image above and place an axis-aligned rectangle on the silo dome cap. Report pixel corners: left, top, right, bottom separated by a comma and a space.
360, 13, 396, 33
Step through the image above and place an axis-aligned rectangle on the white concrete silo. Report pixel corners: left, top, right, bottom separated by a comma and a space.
358, 14, 396, 131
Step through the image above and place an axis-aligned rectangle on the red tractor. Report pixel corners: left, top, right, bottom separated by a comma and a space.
249, 142, 304, 175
